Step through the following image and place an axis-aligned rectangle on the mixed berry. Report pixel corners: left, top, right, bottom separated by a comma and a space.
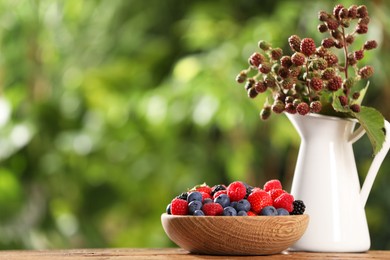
166, 180, 305, 216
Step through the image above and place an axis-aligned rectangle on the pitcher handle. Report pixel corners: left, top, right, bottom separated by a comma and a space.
360, 120, 390, 207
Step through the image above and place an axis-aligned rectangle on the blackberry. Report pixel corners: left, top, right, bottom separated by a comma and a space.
288, 35, 301, 52
296, 102, 310, 115
291, 200, 306, 215
310, 77, 323, 91
348, 5, 358, 18
310, 101, 322, 113
358, 66, 374, 79
355, 24, 368, 34
300, 38, 316, 56
291, 52, 306, 66
350, 104, 361, 113
280, 56, 293, 68
364, 40, 377, 50
254, 81, 267, 93
211, 184, 226, 196
354, 50, 364, 61
177, 192, 188, 201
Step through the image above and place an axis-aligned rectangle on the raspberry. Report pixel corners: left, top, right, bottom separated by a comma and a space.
321, 38, 335, 49
356, 24, 368, 34
291, 52, 305, 66
235, 71, 247, 83
310, 77, 323, 91
227, 181, 247, 202
321, 68, 336, 80
202, 202, 223, 216
327, 76, 343, 91
300, 38, 316, 56
268, 189, 285, 201
200, 191, 212, 202
350, 104, 361, 113
192, 183, 212, 195
339, 95, 348, 106
291, 200, 306, 215
271, 48, 283, 60
358, 65, 374, 79
288, 35, 301, 52
326, 19, 339, 30
296, 102, 310, 115
357, 5, 368, 18
280, 56, 293, 68
364, 40, 378, 50
258, 62, 271, 74
310, 101, 322, 113
285, 103, 297, 114
273, 193, 294, 212
212, 189, 227, 200
247, 211, 257, 216
354, 50, 364, 60
263, 179, 283, 192
317, 24, 328, 33
170, 198, 188, 215
247, 190, 273, 214
249, 52, 264, 67
254, 81, 267, 93
348, 5, 358, 18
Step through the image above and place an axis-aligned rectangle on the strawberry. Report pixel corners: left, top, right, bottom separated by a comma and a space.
227, 181, 247, 202
247, 190, 273, 214
170, 198, 188, 215
263, 179, 283, 192
202, 202, 223, 216
191, 183, 212, 195
268, 189, 286, 201
212, 189, 227, 199
274, 193, 295, 212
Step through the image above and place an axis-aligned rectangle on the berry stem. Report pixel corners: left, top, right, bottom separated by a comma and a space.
341, 27, 349, 79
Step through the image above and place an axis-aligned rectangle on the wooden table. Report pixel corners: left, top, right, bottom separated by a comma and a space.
0, 248, 389, 259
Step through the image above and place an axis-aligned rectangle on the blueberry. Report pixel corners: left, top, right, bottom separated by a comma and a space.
237, 210, 248, 216
166, 203, 171, 214
277, 208, 290, 216
214, 194, 230, 208
236, 199, 251, 212
223, 206, 237, 216
203, 198, 213, 204
260, 206, 278, 216
230, 201, 238, 209
194, 210, 205, 216
187, 191, 203, 203
188, 200, 202, 215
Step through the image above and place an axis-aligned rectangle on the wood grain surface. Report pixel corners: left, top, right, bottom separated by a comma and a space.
0, 248, 389, 260
161, 213, 309, 255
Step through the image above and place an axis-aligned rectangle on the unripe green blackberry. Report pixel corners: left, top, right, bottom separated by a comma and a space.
316, 58, 328, 70
260, 106, 271, 120
254, 81, 267, 93
326, 18, 339, 30
291, 52, 306, 66
310, 101, 322, 113
280, 56, 293, 68
236, 71, 247, 83
244, 78, 255, 90
293, 98, 301, 107
318, 24, 328, 33
310, 77, 323, 91
258, 62, 271, 74
357, 5, 368, 18
321, 38, 335, 49
271, 48, 283, 60
341, 20, 350, 28
343, 77, 355, 88
271, 100, 285, 114
348, 5, 358, 18
350, 104, 361, 113
300, 38, 317, 56
327, 76, 343, 91
354, 50, 364, 60
249, 52, 265, 67
247, 87, 258, 98
258, 40, 271, 51
364, 40, 378, 50
321, 68, 335, 80
339, 95, 348, 106
288, 35, 301, 52
358, 65, 374, 79
285, 103, 297, 114
296, 102, 310, 115
355, 24, 368, 34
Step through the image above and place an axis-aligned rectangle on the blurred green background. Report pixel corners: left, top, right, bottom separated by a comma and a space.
0, 0, 390, 250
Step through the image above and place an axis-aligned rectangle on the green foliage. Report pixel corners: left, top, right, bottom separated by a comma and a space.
0, 0, 389, 251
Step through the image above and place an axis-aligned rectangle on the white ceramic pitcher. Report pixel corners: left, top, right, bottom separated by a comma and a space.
286, 113, 390, 252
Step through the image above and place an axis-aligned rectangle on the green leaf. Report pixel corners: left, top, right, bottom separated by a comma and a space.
332, 89, 350, 113
353, 106, 385, 155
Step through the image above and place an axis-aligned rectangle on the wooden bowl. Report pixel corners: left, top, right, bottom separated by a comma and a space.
161, 213, 309, 255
